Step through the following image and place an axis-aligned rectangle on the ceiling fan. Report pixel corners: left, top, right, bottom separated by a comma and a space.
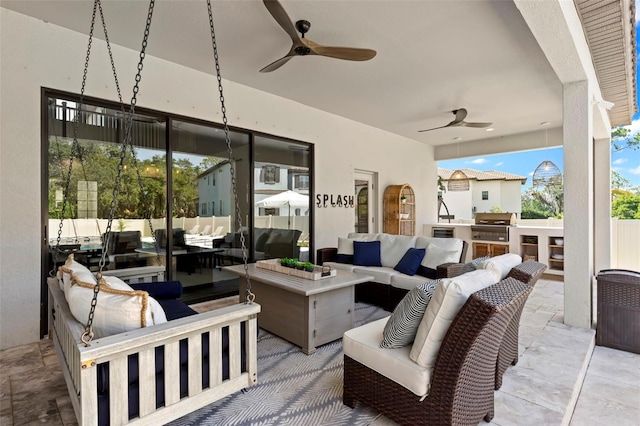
260, 0, 377, 73
418, 108, 493, 133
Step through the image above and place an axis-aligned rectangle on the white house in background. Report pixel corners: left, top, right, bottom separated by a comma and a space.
198, 160, 310, 218
197, 160, 232, 217
438, 168, 527, 220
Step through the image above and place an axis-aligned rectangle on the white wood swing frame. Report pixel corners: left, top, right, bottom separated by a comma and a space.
48, 267, 260, 426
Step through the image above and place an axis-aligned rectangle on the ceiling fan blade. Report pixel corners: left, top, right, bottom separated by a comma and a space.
260, 54, 295, 73
310, 44, 377, 61
460, 121, 493, 128
418, 125, 448, 133
263, 0, 301, 42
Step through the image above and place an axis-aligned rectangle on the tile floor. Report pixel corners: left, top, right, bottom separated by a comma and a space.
1, 278, 639, 426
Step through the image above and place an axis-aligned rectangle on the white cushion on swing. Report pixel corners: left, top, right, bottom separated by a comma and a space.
58, 254, 95, 296
65, 260, 167, 339
102, 275, 167, 326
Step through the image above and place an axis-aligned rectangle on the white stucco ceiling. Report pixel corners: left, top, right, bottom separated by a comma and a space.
0, 0, 592, 147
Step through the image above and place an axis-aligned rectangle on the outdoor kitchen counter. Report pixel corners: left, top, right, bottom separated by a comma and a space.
424, 223, 564, 276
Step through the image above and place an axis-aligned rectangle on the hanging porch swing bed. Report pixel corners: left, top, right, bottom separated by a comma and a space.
47, 1, 260, 425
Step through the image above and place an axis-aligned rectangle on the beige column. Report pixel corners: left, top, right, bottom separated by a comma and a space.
563, 81, 593, 328
593, 137, 612, 275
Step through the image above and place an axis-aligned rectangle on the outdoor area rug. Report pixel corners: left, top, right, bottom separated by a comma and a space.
169, 302, 390, 426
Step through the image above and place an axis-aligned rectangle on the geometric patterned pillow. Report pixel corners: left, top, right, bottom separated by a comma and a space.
380, 280, 439, 349
458, 256, 490, 275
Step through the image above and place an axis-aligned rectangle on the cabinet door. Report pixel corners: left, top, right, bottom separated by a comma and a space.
473, 243, 491, 258
491, 244, 509, 256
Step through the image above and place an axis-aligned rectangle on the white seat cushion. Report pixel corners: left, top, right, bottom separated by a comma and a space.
409, 269, 498, 367
377, 234, 417, 268
480, 253, 523, 281
58, 254, 95, 296
352, 266, 399, 284
415, 236, 463, 254
421, 242, 463, 270
344, 317, 432, 397
324, 261, 356, 272
102, 276, 167, 326
67, 273, 167, 339
391, 273, 434, 291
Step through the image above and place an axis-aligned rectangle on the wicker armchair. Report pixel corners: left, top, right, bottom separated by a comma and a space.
343, 278, 532, 425
434, 259, 547, 389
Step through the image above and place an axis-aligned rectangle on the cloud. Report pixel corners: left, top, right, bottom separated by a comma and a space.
495, 162, 503, 166
612, 166, 621, 172
613, 158, 628, 165
466, 158, 487, 165
630, 165, 640, 175
528, 171, 534, 176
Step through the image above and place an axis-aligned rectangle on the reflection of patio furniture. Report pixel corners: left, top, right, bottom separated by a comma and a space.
136, 246, 224, 275
102, 231, 150, 269
221, 227, 302, 264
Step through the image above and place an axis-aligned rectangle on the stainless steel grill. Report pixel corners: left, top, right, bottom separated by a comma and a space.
471, 213, 517, 242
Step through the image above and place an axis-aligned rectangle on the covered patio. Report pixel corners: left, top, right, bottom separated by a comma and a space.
2, 276, 638, 424
0, 0, 638, 424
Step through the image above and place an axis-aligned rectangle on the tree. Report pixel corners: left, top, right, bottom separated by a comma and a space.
611, 127, 640, 152
611, 193, 640, 219
521, 183, 564, 219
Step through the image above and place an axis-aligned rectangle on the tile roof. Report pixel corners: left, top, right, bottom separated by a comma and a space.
438, 168, 527, 183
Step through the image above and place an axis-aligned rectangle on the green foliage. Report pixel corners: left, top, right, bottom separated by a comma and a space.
490, 206, 502, 213
521, 183, 563, 219
611, 193, 640, 219
48, 138, 220, 220
611, 127, 640, 152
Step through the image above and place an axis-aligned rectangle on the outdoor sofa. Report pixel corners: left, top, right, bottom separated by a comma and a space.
317, 232, 468, 310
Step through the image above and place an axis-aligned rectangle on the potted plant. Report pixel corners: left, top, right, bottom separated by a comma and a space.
400, 195, 407, 203
280, 258, 288, 267
303, 262, 315, 272
286, 258, 297, 268
295, 261, 305, 270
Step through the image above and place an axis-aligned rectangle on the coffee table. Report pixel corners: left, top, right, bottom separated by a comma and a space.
225, 264, 373, 354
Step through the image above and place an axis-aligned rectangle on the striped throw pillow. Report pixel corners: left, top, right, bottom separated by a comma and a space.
380, 280, 439, 349
459, 256, 490, 275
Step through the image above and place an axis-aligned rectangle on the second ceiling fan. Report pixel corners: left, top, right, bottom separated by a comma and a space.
260, 0, 377, 73
418, 108, 493, 133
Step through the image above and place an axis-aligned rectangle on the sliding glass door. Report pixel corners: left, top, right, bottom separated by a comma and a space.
43, 89, 314, 317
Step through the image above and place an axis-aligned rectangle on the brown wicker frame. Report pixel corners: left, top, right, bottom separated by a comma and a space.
596, 269, 640, 354
496, 260, 547, 388
344, 278, 532, 425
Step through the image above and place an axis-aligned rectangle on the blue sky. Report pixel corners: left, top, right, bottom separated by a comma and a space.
440, 16, 640, 193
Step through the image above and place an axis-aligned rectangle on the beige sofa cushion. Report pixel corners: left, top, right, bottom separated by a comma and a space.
409, 269, 498, 367
343, 317, 433, 397
480, 253, 523, 281
391, 273, 434, 291
352, 266, 399, 284
421, 242, 462, 270
377, 234, 417, 268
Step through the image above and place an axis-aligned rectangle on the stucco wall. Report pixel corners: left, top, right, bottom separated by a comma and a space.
0, 9, 436, 349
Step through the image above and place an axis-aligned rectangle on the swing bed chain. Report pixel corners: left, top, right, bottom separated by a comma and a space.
206, 0, 254, 304
81, 0, 156, 346
67, 0, 250, 346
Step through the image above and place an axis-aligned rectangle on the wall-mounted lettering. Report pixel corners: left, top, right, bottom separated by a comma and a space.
316, 194, 354, 208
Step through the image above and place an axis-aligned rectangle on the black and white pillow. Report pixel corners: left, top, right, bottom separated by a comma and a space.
459, 256, 490, 275
380, 280, 439, 349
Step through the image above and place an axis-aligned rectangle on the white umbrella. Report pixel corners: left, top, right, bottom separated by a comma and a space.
255, 190, 309, 229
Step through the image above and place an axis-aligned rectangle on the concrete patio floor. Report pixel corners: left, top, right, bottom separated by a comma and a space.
1, 277, 639, 425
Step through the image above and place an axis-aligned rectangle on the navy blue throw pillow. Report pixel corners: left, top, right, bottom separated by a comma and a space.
353, 240, 382, 267
394, 248, 426, 276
